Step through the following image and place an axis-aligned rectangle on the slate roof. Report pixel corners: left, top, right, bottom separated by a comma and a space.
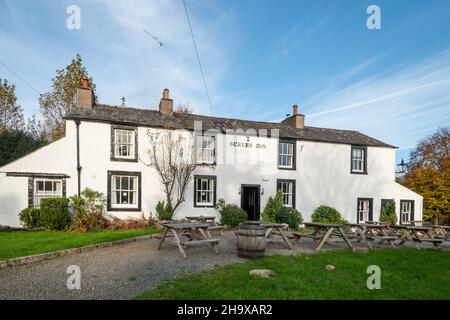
65, 104, 396, 148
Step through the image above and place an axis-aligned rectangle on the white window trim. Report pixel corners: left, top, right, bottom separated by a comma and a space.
351, 147, 366, 173
358, 200, 370, 222
278, 141, 294, 169
114, 129, 136, 160
279, 181, 294, 207
195, 176, 215, 206
196, 135, 216, 164
111, 175, 139, 209
34, 179, 63, 207
401, 202, 412, 221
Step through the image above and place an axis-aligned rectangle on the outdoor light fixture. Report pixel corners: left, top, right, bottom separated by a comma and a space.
238, 187, 241, 195
261, 187, 264, 195
396, 158, 408, 174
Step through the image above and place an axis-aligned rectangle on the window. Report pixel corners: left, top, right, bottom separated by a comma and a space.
278, 140, 295, 169
107, 171, 141, 211
34, 179, 62, 207
351, 146, 367, 174
277, 180, 296, 208
400, 200, 414, 223
357, 198, 373, 223
194, 176, 216, 207
196, 135, 215, 164
111, 126, 137, 161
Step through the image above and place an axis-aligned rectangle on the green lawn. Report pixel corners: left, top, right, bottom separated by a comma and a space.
0, 227, 161, 260
136, 249, 450, 300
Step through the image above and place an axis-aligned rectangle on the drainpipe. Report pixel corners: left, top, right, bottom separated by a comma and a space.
75, 120, 82, 196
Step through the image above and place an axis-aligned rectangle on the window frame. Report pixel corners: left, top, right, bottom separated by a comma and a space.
193, 175, 217, 208
399, 200, 415, 224
107, 171, 141, 211
110, 125, 138, 162
277, 179, 296, 209
278, 139, 296, 170
33, 178, 63, 207
357, 197, 373, 223
195, 134, 216, 165
350, 145, 368, 174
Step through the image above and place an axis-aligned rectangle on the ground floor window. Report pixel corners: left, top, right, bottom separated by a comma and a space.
107, 171, 141, 211
194, 175, 216, 207
357, 198, 373, 223
34, 179, 62, 207
400, 200, 414, 223
277, 179, 296, 208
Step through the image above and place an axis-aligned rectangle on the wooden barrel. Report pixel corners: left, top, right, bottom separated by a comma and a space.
237, 222, 266, 258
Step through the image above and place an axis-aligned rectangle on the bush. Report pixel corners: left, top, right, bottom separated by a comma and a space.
69, 189, 108, 232
276, 207, 303, 229
261, 190, 284, 223
18, 208, 41, 229
39, 197, 71, 230
380, 200, 397, 224
219, 204, 247, 228
108, 213, 157, 230
156, 201, 173, 221
311, 205, 346, 224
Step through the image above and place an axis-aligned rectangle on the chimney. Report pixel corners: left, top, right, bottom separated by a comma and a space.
75, 78, 94, 109
281, 104, 305, 129
159, 88, 173, 116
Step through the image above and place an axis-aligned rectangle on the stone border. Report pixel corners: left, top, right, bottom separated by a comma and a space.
0, 233, 161, 269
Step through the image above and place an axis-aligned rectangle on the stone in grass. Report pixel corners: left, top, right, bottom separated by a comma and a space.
352, 247, 369, 254
249, 269, 276, 278
325, 265, 335, 271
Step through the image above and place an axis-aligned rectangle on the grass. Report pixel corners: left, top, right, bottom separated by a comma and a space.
136, 249, 450, 300
0, 227, 161, 260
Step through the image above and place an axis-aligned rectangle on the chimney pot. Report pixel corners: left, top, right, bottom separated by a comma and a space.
293, 105, 298, 115
82, 78, 89, 89
163, 88, 170, 100
159, 88, 173, 116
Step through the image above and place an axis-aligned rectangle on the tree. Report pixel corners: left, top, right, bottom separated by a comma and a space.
403, 128, 449, 223
145, 126, 201, 218
0, 129, 46, 166
39, 54, 96, 140
0, 78, 25, 131
175, 103, 193, 115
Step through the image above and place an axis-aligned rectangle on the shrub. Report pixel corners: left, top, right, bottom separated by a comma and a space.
39, 197, 71, 230
276, 207, 303, 229
311, 205, 346, 224
380, 200, 397, 224
108, 213, 157, 230
69, 189, 108, 232
261, 190, 284, 223
18, 208, 41, 229
156, 201, 173, 221
220, 204, 247, 228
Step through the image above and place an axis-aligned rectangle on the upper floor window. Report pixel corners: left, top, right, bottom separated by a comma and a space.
194, 175, 216, 207
351, 146, 367, 174
277, 179, 296, 208
107, 171, 141, 211
34, 179, 62, 207
196, 135, 215, 164
111, 125, 138, 162
278, 140, 295, 169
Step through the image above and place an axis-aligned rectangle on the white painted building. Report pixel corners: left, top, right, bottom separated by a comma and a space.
0, 82, 422, 227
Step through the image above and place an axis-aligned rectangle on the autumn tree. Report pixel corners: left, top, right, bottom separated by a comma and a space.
403, 128, 449, 223
0, 78, 25, 131
39, 54, 96, 140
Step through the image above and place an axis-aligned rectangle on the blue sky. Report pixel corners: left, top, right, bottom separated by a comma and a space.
1, 0, 450, 164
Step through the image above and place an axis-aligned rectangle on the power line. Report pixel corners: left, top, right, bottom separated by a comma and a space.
0, 60, 41, 95
182, 0, 214, 115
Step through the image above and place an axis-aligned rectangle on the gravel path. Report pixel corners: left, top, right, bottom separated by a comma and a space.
0, 231, 444, 300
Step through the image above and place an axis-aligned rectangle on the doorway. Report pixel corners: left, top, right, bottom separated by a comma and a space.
241, 185, 260, 221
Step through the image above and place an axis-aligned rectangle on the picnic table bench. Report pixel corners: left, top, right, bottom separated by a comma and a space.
291, 222, 354, 251
262, 222, 293, 249
158, 222, 221, 259
430, 225, 450, 239
388, 225, 445, 249
185, 215, 225, 235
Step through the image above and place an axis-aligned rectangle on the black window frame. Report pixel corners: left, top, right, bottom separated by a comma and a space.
399, 200, 415, 224
350, 145, 368, 175
193, 175, 217, 208
278, 139, 296, 170
110, 124, 138, 162
276, 179, 296, 209
107, 171, 142, 212
357, 197, 373, 223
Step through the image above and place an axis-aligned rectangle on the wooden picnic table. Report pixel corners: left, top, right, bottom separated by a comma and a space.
185, 216, 225, 235
158, 222, 221, 259
262, 222, 293, 250
430, 225, 450, 238
388, 225, 445, 249
349, 223, 397, 248
292, 222, 354, 251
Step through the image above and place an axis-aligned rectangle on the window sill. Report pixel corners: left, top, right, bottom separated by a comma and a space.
107, 207, 141, 212
110, 157, 138, 163
194, 203, 215, 208
278, 166, 296, 171
350, 171, 368, 175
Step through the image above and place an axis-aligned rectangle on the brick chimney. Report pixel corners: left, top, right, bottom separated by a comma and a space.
75, 78, 94, 109
281, 104, 305, 129
159, 88, 173, 116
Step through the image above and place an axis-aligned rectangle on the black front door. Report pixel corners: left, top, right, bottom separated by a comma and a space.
241, 185, 260, 221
